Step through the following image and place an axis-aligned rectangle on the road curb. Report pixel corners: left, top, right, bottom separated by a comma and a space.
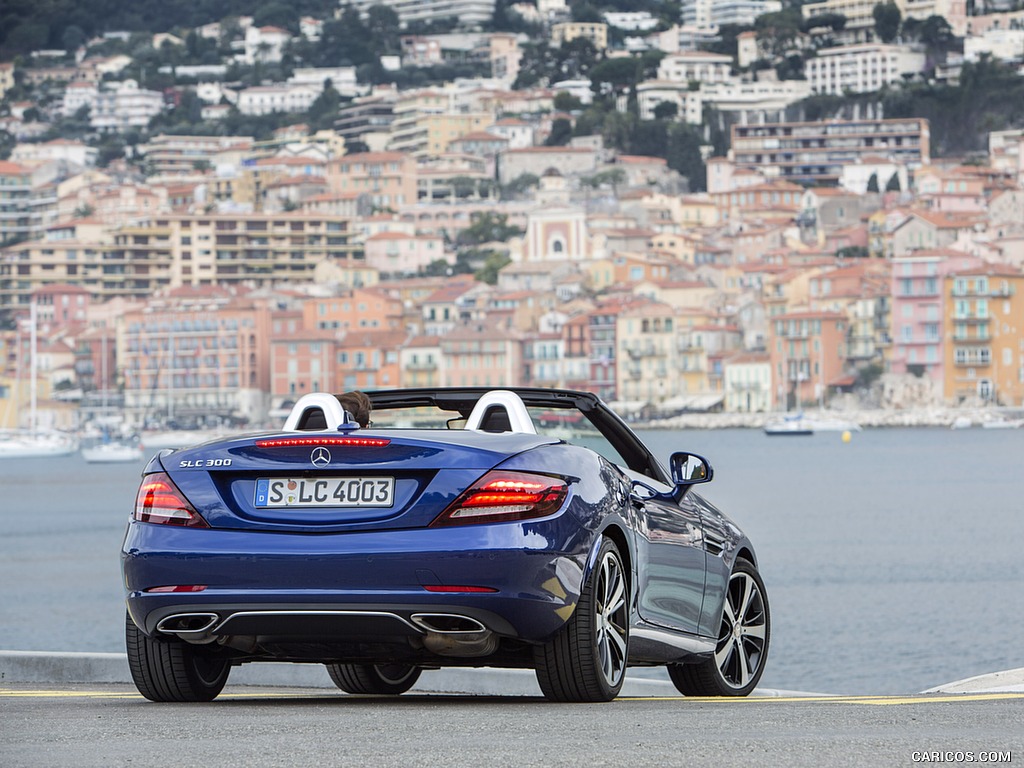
0, 650, 679, 696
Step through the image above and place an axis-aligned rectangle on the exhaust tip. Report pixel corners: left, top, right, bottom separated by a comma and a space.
156, 613, 219, 636
411, 613, 487, 634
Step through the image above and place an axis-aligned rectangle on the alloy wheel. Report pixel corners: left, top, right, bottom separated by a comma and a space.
715, 569, 768, 689
595, 548, 628, 687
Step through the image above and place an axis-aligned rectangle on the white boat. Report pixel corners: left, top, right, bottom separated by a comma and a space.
805, 416, 863, 432
950, 416, 973, 430
764, 414, 814, 436
81, 441, 144, 463
981, 417, 1024, 429
0, 430, 78, 458
140, 429, 225, 450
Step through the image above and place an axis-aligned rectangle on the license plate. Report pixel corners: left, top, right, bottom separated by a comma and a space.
255, 477, 395, 508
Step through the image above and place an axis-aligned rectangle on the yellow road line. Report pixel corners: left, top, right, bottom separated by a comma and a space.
620, 693, 1024, 705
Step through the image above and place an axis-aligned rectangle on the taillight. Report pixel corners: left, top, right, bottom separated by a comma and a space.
255, 436, 390, 448
430, 471, 569, 527
133, 472, 209, 528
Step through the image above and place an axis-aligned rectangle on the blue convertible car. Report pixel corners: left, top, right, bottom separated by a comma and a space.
122, 388, 769, 702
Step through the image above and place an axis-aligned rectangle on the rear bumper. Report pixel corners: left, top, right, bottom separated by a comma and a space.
122, 514, 593, 644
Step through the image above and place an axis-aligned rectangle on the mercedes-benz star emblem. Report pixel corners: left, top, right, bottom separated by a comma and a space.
310, 446, 331, 467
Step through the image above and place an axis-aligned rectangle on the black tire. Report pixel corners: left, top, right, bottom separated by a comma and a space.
125, 612, 230, 702
535, 537, 629, 702
326, 663, 421, 695
668, 557, 770, 697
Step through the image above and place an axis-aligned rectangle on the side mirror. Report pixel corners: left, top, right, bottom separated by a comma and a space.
669, 452, 713, 486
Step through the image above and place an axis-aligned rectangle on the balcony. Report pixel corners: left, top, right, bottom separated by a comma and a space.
406, 361, 437, 371
952, 313, 990, 323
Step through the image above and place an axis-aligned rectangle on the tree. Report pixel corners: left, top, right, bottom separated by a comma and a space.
474, 250, 512, 285
836, 245, 869, 259
553, 91, 583, 112
545, 117, 573, 146
366, 5, 401, 53
866, 173, 880, 192
501, 173, 539, 199
456, 212, 523, 246
307, 80, 341, 131
666, 123, 707, 191
755, 9, 802, 58
589, 56, 641, 98
62, 25, 85, 54
872, 2, 902, 44
653, 101, 678, 120
885, 172, 902, 192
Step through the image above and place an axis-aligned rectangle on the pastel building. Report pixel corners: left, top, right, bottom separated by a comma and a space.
943, 263, 1024, 406
889, 250, 980, 386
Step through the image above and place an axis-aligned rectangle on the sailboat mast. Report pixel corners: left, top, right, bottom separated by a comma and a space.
30, 301, 38, 432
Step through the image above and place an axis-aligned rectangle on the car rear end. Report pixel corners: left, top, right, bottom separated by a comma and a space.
121, 429, 600, 665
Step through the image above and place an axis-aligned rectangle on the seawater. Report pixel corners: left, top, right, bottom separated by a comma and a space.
0, 427, 1021, 695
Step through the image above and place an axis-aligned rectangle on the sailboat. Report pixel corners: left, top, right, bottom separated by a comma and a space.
81, 437, 144, 463
0, 302, 78, 458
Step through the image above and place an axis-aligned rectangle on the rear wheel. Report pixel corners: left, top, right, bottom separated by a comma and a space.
326, 663, 421, 695
668, 557, 769, 697
535, 537, 629, 702
125, 612, 230, 702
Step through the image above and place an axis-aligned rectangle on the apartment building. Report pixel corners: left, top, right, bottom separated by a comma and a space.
767, 309, 849, 409
808, 262, 891, 365
633, 81, 703, 124
113, 213, 360, 293
440, 319, 525, 389
326, 151, 417, 210
363, 231, 446, 275
889, 250, 979, 386
236, 84, 320, 116
0, 160, 35, 245
334, 94, 397, 149
344, 0, 496, 27
399, 334, 443, 388
943, 263, 1024, 406
137, 134, 255, 176
551, 22, 609, 51
616, 301, 680, 404
301, 287, 404, 332
806, 44, 927, 96
65, 80, 165, 133
657, 51, 732, 84
0, 213, 360, 313
680, 0, 782, 29
269, 327, 339, 399
120, 287, 274, 427
387, 88, 493, 157
723, 351, 772, 413
730, 118, 930, 185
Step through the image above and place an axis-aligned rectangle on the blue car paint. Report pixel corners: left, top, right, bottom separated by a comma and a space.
121, 388, 761, 675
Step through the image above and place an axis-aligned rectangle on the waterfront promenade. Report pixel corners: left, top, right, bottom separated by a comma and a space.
642, 405, 1024, 430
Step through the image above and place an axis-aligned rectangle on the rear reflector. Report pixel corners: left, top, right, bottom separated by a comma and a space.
430, 470, 568, 527
423, 585, 498, 593
256, 436, 390, 448
134, 472, 209, 528
145, 585, 208, 593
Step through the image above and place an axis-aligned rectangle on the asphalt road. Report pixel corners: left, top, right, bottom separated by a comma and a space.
2, 685, 1021, 768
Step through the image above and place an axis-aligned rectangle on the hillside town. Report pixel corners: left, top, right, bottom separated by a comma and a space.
2, 0, 1024, 433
